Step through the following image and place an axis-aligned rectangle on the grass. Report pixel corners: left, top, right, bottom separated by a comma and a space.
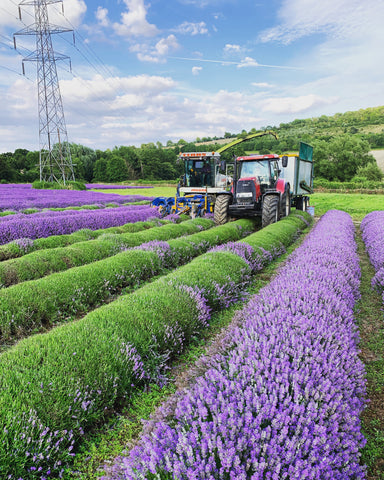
310, 193, 384, 221
65, 219, 313, 480
356, 232, 384, 479
94, 186, 176, 198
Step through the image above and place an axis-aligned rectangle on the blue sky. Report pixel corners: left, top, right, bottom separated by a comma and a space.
0, 0, 383, 152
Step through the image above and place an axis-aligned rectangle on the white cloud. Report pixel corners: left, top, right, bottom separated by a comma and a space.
1, 0, 86, 31
261, 94, 337, 114
237, 57, 259, 68
192, 66, 202, 75
223, 44, 242, 54
113, 0, 159, 38
133, 35, 180, 63
252, 82, 274, 88
60, 74, 175, 104
50, 0, 87, 29
95, 7, 109, 27
259, 0, 384, 45
174, 21, 208, 35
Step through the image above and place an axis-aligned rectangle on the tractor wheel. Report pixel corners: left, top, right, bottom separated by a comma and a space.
262, 195, 279, 228
214, 195, 231, 225
281, 185, 291, 217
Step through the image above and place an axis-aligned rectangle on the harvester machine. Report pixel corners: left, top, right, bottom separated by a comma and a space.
151, 131, 279, 218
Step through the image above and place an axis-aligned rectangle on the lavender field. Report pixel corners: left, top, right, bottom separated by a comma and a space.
0, 185, 382, 480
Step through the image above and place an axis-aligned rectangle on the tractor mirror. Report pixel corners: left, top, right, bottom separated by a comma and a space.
282, 156, 288, 168
220, 160, 226, 171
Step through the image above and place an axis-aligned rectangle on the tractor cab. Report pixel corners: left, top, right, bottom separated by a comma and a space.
184, 157, 214, 188
235, 154, 280, 204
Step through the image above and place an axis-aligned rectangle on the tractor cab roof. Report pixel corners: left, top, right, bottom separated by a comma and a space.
236, 154, 280, 162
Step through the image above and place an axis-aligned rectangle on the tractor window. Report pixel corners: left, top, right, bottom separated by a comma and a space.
240, 160, 270, 182
185, 159, 213, 187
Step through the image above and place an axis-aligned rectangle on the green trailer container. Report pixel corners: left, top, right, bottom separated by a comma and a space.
280, 142, 314, 211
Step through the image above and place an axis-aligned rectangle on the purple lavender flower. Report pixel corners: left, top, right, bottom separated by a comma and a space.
112, 210, 367, 479
0, 205, 161, 244
0, 183, 154, 212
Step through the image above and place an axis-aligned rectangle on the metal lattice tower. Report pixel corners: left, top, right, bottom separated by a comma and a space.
14, 0, 75, 184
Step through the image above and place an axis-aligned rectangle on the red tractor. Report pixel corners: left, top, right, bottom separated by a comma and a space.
214, 143, 313, 227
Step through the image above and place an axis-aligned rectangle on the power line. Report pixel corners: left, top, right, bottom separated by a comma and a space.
0, 62, 33, 81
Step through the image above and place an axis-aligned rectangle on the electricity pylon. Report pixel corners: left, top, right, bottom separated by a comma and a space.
14, 0, 75, 184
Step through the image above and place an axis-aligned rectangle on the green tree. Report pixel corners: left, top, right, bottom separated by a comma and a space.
106, 155, 129, 182
93, 157, 108, 182
355, 162, 384, 181
313, 136, 375, 181
0, 153, 17, 182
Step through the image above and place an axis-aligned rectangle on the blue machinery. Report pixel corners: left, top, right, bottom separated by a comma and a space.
152, 193, 213, 218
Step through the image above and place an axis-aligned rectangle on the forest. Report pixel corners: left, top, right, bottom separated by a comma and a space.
1, 105, 384, 184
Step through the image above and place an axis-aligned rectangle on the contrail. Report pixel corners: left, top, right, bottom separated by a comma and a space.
168, 56, 303, 70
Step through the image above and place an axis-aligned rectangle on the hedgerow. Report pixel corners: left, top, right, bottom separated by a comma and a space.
0, 212, 311, 479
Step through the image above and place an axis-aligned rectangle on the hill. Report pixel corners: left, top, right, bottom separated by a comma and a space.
192, 105, 384, 150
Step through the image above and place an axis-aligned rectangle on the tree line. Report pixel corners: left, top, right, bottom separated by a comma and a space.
1, 127, 383, 184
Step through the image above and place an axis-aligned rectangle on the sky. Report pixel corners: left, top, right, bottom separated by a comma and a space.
0, 0, 383, 153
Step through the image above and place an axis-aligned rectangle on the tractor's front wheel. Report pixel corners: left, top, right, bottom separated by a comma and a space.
281, 185, 291, 218
262, 195, 279, 228
214, 194, 231, 225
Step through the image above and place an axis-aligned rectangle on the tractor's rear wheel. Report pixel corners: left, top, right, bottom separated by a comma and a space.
281, 185, 291, 218
262, 195, 279, 228
214, 194, 231, 225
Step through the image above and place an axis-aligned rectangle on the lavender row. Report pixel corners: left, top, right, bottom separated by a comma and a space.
360, 210, 384, 303
114, 210, 367, 480
0, 184, 153, 211
0, 218, 173, 261
0, 213, 310, 479
0, 205, 161, 245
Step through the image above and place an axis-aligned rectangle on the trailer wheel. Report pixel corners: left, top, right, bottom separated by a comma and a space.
262, 195, 279, 228
281, 185, 291, 217
214, 194, 231, 225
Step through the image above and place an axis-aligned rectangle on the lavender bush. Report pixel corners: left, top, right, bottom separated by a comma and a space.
0, 213, 310, 478
0, 218, 213, 288
0, 184, 153, 211
113, 210, 367, 479
0, 205, 161, 244
361, 211, 384, 304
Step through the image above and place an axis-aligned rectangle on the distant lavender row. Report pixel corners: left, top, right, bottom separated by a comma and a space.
115, 210, 366, 480
0, 205, 161, 244
0, 184, 154, 211
87, 184, 154, 189
361, 210, 384, 303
